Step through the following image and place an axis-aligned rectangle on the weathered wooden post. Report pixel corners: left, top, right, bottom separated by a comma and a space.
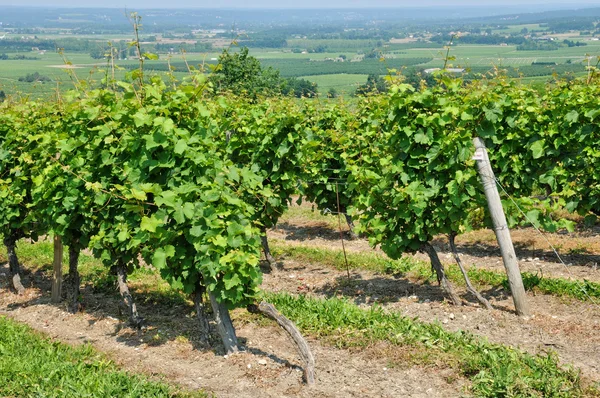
473, 138, 530, 316
51, 235, 63, 303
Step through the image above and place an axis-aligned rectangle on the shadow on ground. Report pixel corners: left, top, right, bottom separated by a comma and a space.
0, 259, 290, 366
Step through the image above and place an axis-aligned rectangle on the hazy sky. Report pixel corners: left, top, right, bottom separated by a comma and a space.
0, 0, 598, 8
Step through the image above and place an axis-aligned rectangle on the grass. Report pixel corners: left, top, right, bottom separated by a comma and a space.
266, 292, 596, 398
276, 202, 345, 230
0, 316, 206, 397
0, 239, 188, 306
271, 242, 600, 302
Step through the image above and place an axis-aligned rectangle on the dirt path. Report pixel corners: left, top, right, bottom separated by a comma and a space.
0, 266, 463, 398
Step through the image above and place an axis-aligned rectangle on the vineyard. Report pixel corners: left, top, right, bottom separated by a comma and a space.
1, 63, 600, 397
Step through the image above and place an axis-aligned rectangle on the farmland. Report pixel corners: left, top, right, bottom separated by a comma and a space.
1, 39, 597, 98
1, 5, 600, 398
1, 5, 600, 98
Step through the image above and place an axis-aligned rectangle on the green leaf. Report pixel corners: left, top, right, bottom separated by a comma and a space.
130, 188, 147, 201
414, 131, 431, 145
143, 52, 159, 60
223, 273, 242, 290
565, 110, 579, 124
530, 140, 545, 159
133, 111, 152, 127
174, 139, 188, 155
153, 245, 175, 269
140, 215, 162, 232
156, 191, 178, 207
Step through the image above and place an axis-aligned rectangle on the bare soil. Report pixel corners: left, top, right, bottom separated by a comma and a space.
0, 262, 464, 398
273, 200, 600, 283
1, 200, 600, 396
267, 202, 600, 381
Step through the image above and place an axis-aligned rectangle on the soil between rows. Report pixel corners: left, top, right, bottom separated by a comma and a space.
268, 210, 600, 381
0, 261, 464, 398
1, 205, 599, 396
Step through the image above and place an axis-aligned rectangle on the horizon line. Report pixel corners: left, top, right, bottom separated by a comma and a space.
0, 3, 598, 10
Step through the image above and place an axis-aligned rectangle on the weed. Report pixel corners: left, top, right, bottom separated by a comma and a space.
0, 316, 206, 397
273, 242, 600, 301
266, 292, 586, 398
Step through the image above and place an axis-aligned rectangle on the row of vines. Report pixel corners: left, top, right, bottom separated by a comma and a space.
2, 69, 600, 383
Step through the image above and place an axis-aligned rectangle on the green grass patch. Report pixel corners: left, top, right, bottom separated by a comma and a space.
272, 242, 600, 301
266, 292, 592, 397
0, 316, 206, 397
0, 239, 188, 305
277, 203, 343, 230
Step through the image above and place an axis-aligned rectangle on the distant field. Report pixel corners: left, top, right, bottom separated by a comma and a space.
286, 38, 383, 51
299, 73, 368, 96
406, 43, 600, 68
252, 51, 361, 60
492, 23, 548, 34
0, 53, 93, 98
1, 30, 600, 99
259, 57, 432, 77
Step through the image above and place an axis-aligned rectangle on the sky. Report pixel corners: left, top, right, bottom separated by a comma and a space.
0, 0, 598, 8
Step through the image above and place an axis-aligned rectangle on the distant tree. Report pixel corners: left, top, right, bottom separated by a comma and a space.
309, 45, 327, 53
364, 49, 380, 59
90, 47, 106, 59
327, 88, 337, 98
211, 47, 280, 97
0, 53, 8, 60
355, 74, 387, 96
211, 47, 318, 99
282, 77, 318, 98
18, 72, 51, 83
0, 90, 5, 102
563, 39, 587, 48
404, 69, 437, 89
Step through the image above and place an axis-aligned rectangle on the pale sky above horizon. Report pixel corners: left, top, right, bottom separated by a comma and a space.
0, 0, 598, 8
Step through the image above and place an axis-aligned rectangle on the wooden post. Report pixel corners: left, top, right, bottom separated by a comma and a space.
51, 235, 63, 303
473, 138, 529, 316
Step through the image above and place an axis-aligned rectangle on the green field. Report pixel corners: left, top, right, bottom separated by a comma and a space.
492, 23, 548, 34
2, 19, 600, 100
300, 73, 368, 95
